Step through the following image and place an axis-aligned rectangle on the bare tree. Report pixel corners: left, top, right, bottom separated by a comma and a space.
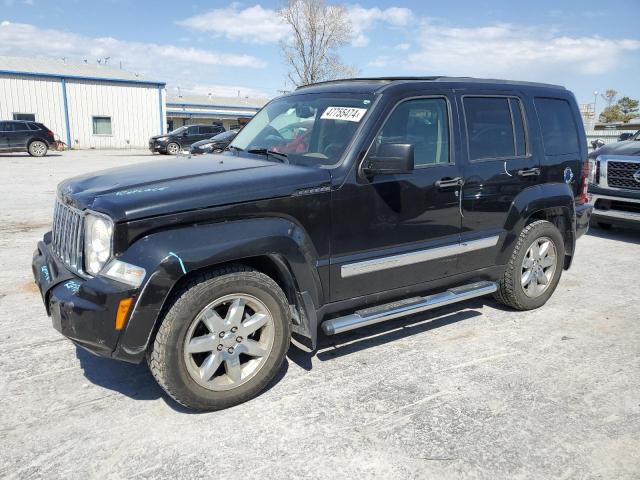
600, 89, 618, 108
278, 0, 356, 87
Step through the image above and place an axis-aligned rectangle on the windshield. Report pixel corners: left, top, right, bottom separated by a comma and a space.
230, 93, 374, 167
169, 126, 188, 135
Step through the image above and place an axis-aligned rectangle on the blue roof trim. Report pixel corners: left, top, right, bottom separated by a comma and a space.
166, 102, 260, 111
166, 110, 255, 119
0, 69, 166, 87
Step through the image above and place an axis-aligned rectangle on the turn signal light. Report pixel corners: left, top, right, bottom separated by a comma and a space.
115, 298, 133, 330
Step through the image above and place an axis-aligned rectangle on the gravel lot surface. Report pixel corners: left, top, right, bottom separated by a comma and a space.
1, 150, 639, 479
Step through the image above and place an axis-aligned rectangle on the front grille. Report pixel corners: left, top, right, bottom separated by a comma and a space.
52, 200, 84, 271
608, 161, 640, 190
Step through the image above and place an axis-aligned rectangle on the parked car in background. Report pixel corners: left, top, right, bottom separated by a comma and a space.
0, 120, 56, 156
618, 131, 637, 142
33, 77, 592, 411
588, 148, 640, 229
589, 130, 640, 157
149, 124, 225, 155
190, 129, 239, 155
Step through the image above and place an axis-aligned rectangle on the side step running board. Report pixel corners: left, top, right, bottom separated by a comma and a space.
321, 281, 498, 335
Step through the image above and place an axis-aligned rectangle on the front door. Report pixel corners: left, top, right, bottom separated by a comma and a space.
330, 95, 463, 302
0, 122, 10, 149
456, 93, 542, 272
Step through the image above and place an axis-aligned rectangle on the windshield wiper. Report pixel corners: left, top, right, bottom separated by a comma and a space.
227, 145, 243, 153
246, 148, 288, 163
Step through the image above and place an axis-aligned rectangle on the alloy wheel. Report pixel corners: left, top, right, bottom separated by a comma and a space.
183, 294, 275, 391
521, 236, 557, 298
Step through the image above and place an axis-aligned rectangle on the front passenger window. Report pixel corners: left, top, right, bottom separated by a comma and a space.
373, 98, 450, 166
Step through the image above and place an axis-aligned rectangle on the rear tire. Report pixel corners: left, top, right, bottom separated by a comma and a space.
28, 140, 48, 157
494, 220, 565, 311
147, 265, 291, 411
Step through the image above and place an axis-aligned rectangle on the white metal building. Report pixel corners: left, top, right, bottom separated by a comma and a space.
166, 94, 267, 132
0, 56, 165, 149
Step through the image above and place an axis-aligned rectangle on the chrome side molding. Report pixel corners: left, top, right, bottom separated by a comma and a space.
341, 235, 499, 278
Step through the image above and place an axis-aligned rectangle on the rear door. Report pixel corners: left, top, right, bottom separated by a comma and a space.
456, 92, 542, 272
198, 126, 217, 142
10, 121, 31, 149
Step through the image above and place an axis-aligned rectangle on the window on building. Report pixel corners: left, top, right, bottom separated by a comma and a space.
13, 113, 36, 122
535, 98, 580, 155
464, 96, 528, 161
92, 116, 112, 135
373, 98, 450, 167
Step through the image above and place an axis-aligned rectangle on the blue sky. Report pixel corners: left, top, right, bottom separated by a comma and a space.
1, 0, 639, 113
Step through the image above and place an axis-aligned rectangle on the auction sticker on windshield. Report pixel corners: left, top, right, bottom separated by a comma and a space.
321, 106, 368, 122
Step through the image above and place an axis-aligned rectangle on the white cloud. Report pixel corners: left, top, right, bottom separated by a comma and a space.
178, 4, 289, 44
347, 5, 412, 47
407, 21, 640, 79
0, 21, 266, 93
179, 3, 413, 49
395, 43, 410, 51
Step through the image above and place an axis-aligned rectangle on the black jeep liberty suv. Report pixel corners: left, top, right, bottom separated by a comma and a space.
33, 77, 592, 410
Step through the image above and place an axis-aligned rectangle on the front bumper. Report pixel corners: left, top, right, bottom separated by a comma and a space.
149, 142, 167, 153
589, 192, 640, 224
32, 235, 137, 359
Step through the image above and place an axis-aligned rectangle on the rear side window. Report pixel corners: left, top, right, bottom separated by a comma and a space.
199, 126, 216, 134
535, 98, 579, 155
464, 97, 528, 160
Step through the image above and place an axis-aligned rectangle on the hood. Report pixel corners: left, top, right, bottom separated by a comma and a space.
590, 140, 640, 158
58, 153, 330, 222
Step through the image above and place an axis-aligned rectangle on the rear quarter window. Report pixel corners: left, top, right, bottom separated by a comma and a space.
535, 98, 579, 155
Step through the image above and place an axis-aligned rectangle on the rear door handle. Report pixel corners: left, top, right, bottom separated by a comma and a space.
435, 177, 463, 188
517, 167, 541, 177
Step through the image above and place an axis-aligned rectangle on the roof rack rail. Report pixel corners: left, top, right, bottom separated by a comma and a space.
295, 76, 565, 90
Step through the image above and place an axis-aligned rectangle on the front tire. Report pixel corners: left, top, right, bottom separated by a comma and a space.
166, 142, 180, 155
148, 265, 291, 411
28, 140, 48, 157
494, 220, 565, 310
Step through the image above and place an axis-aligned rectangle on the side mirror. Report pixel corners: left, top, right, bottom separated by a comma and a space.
591, 139, 605, 149
362, 143, 414, 175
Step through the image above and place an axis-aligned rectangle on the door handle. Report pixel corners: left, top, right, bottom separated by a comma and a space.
517, 167, 541, 177
435, 177, 463, 188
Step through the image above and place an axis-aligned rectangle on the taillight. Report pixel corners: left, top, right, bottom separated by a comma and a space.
578, 159, 589, 205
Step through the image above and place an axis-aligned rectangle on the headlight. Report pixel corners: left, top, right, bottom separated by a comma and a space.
156, 136, 169, 142
102, 259, 146, 288
84, 212, 113, 275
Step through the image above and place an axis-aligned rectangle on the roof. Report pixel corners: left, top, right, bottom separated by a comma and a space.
296, 76, 566, 94
166, 94, 268, 110
0, 55, 165, 86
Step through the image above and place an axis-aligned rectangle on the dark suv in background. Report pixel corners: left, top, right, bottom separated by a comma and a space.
0, 120, 56, 156
149, 124, 225, 155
